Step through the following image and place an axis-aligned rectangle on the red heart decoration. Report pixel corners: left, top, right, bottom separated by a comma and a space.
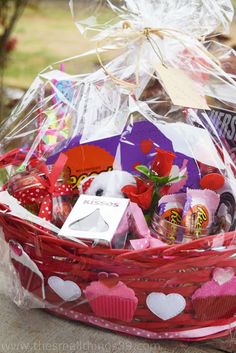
98, 272, 119, 287
140, 139, 153, 155
98, 272, 109, 280
109, 273, 119, 279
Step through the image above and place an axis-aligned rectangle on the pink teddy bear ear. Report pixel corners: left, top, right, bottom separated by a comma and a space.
79, 177, 95, 194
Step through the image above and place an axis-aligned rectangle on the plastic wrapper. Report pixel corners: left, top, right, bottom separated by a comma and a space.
0, 0, 236, 342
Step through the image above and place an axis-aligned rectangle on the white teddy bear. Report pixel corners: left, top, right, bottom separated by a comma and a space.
80, 170, 136, 198
79, 170, 151, 243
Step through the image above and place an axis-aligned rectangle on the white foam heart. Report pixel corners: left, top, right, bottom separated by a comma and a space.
48, 276, 82, 302
146, 292, 186, 321
213, 267, 234, 286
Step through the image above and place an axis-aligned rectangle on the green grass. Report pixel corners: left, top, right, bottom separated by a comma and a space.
4, 1, 95, 89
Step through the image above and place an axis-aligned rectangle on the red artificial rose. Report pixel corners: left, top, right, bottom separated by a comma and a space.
151, 147, 176, 177
122, 178, 154, 211
159, 184, 170, 197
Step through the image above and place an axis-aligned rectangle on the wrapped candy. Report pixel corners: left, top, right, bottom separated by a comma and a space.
157, 193, 186, 225
182, 189, 220, 237
7, 154, 77, 227
151, 193, 185, 243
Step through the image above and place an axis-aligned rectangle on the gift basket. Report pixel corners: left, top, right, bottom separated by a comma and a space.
0, 0, 236, 341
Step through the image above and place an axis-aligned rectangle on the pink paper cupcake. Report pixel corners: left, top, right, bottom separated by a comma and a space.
84, 272, 138, 322
192, 268, 236, 320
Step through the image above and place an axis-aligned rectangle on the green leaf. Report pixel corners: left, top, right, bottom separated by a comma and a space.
168, 175, 186, 183
150, 175, 170, 185
135, 165, 150, 177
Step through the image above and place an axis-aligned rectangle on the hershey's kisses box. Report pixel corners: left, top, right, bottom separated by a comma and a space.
59, 195, 130, 248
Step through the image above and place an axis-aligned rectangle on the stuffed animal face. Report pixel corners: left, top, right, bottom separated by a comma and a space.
82, 170, 135, 198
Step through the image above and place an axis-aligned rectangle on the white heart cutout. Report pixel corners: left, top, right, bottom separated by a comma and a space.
213, 267, 234, 286
146, 292, 186, 321
48, 276, 82, 302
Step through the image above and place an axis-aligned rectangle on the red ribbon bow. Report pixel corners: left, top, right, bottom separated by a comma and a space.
14, 154, 75, 222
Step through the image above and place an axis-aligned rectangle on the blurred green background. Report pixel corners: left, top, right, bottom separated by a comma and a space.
4, 0, 93, 89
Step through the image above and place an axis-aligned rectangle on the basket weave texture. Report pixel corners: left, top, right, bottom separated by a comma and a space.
1, 204, 236, 341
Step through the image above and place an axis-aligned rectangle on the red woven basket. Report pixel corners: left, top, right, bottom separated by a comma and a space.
1, 202, 236, 341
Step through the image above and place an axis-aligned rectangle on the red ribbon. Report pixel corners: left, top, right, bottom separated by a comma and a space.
0, 148, 27, 168
13, 153, 75, 222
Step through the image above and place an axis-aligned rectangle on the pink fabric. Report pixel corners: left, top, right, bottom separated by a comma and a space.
129, 202, 150, 238
115, 202, 150, 241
